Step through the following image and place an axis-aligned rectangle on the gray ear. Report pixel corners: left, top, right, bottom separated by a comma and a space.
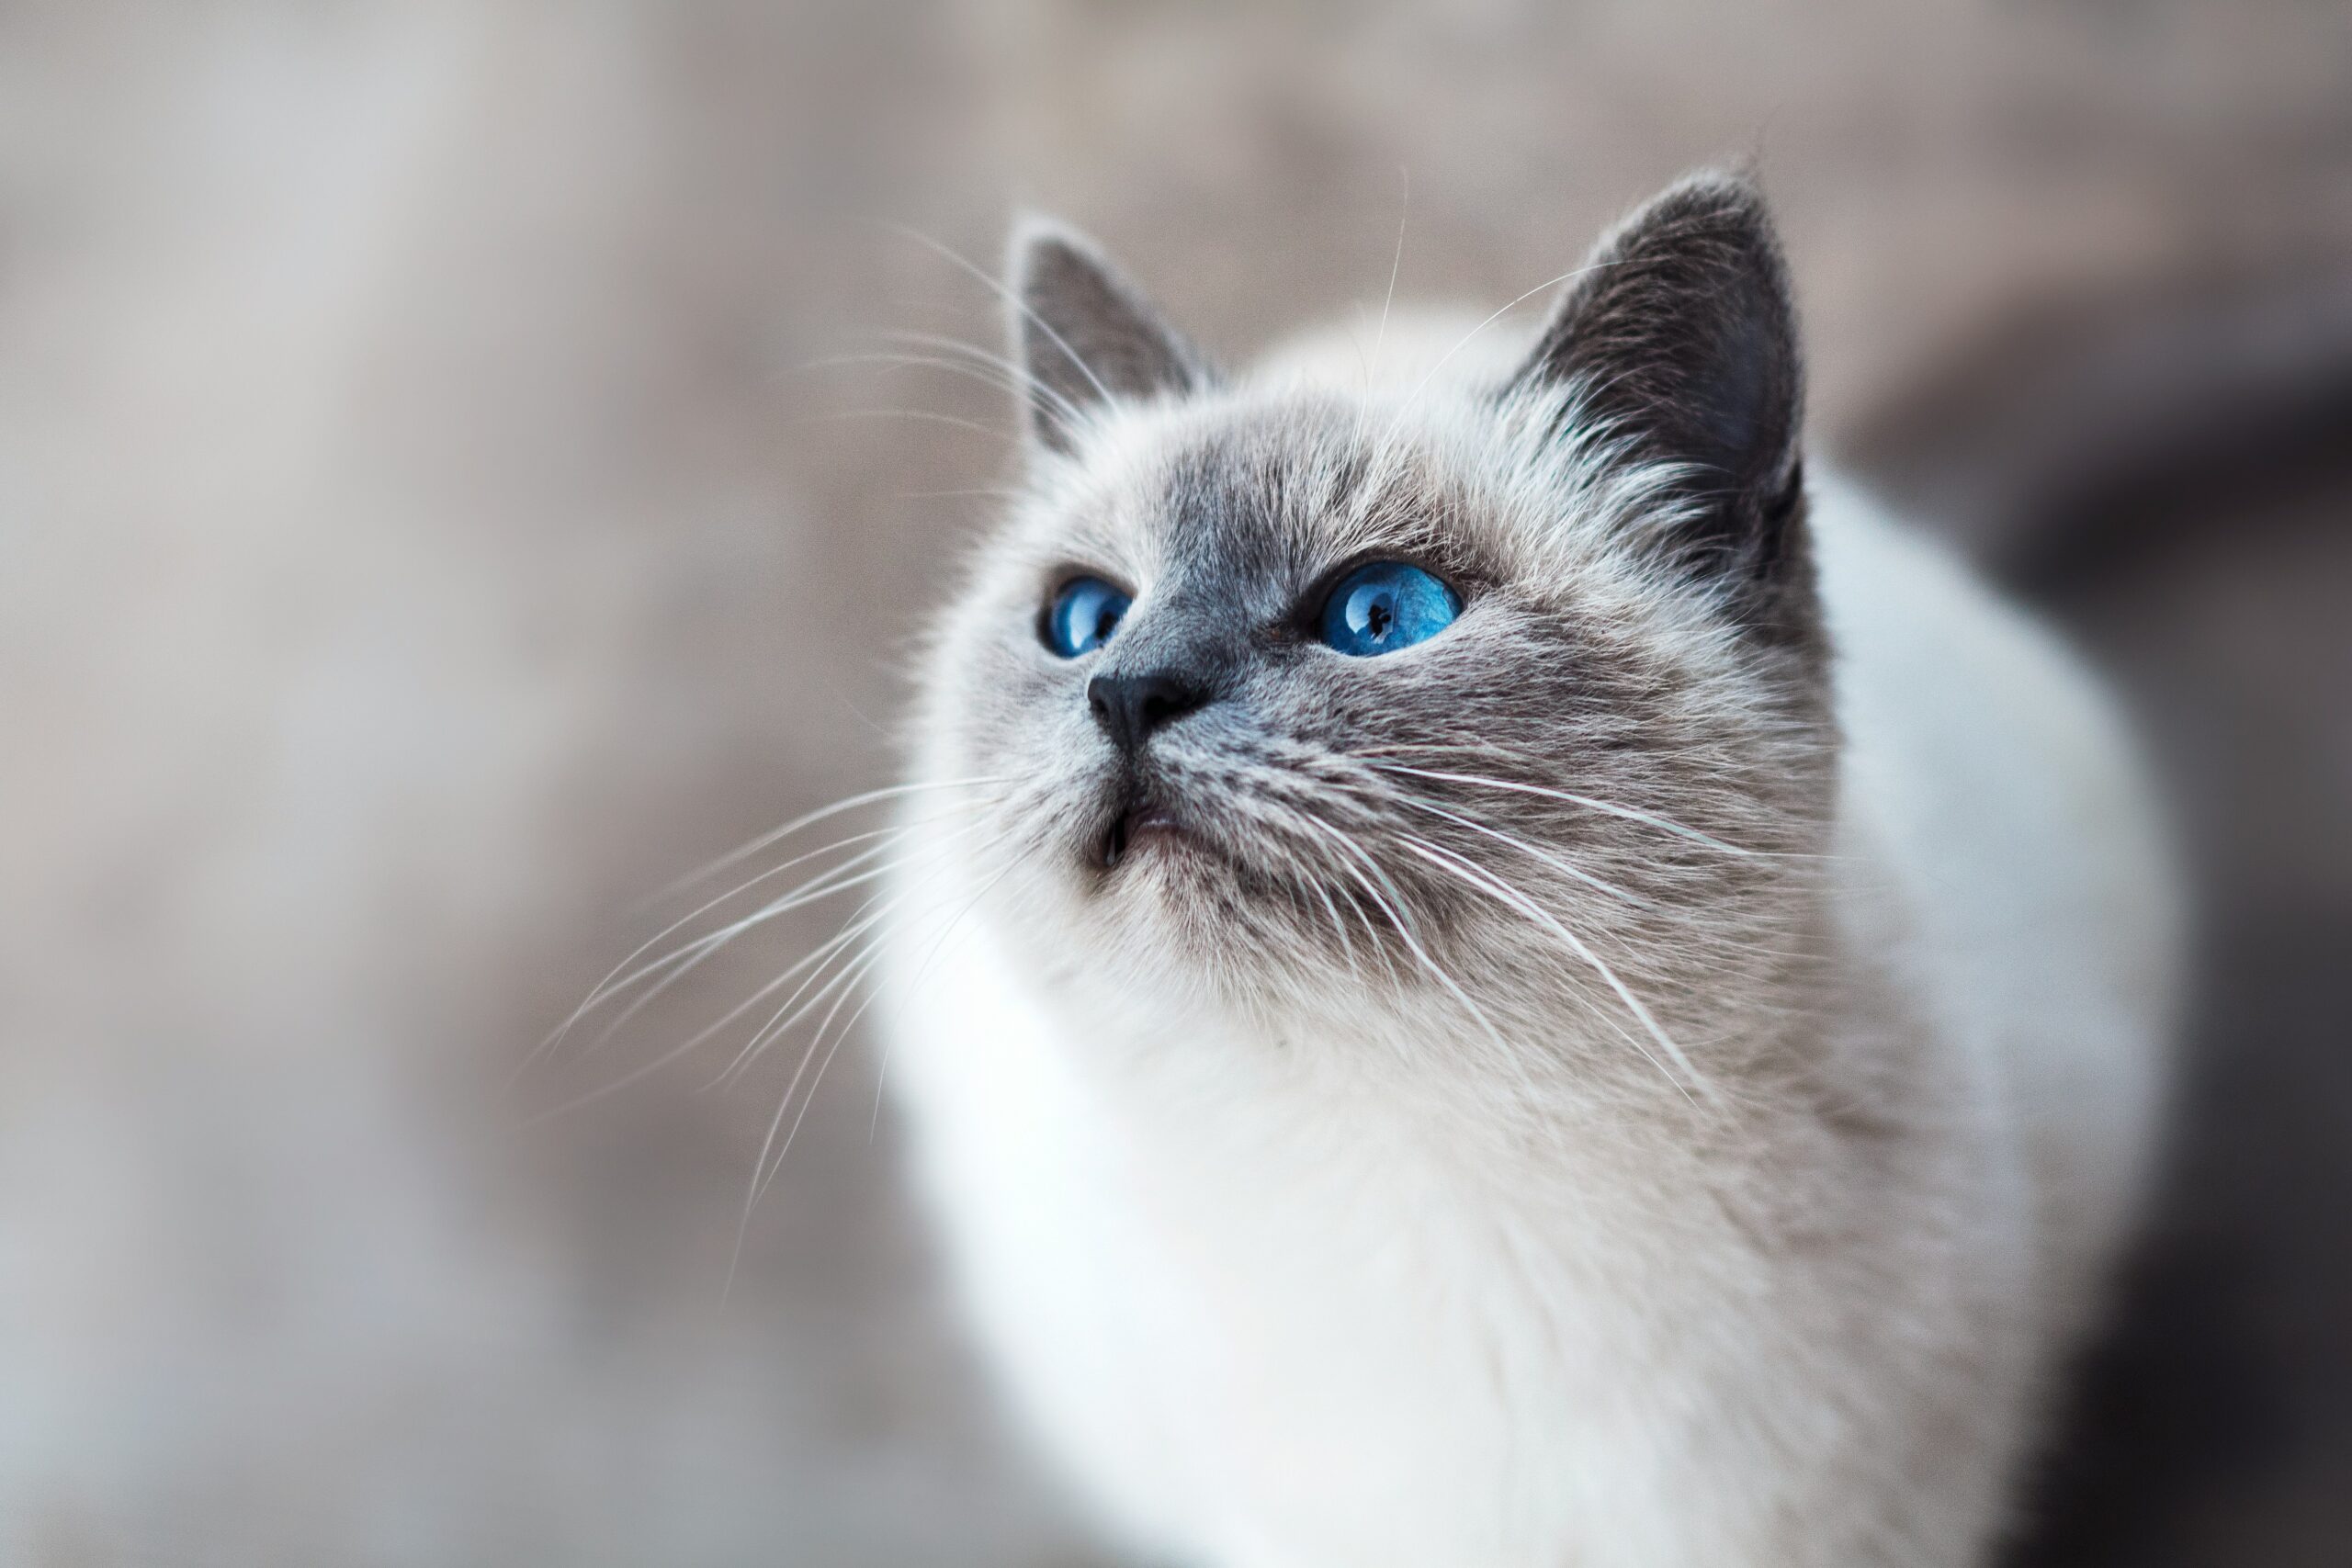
1010, 217, 1212, 455
1508, 172, 1805, 586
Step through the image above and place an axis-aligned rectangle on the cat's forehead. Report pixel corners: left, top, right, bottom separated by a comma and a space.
1032, 389, 1512, 586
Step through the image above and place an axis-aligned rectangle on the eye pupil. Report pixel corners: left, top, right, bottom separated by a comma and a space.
1319, 562, 1458, 657
1044, 576, 1133, 658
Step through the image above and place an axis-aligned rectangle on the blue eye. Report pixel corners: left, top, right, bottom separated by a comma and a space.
1045, 575, 1132, 658
1318, 561, 1459, 657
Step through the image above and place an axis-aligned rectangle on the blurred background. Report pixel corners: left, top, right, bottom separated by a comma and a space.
3, 1, 2348, 1562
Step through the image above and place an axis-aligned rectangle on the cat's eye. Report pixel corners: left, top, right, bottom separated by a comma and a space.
1044, 575, 1132, 658
1318, 561, 1460, 657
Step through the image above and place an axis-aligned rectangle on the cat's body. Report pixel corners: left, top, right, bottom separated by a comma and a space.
876, 178, 2179, 1567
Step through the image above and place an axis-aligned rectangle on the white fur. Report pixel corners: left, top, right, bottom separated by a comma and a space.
876, 318, 2180, 1567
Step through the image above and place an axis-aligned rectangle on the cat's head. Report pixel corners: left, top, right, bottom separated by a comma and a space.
915, 173, 1836, 1084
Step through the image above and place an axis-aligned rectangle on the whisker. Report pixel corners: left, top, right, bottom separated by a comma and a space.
1374, 254, 1643, 451
1392, 830, 1720, 1110
1372, 164, 1409, 367
548, 820, 929, 1058
889, 486, 1032, 502
1380, 789, 1654, 909
523, 883, 907, 1125
1306, 867, 1363, 980
656, 774, 1012, 902
732, 841, 1024, 1295
810, 407, 1010, 441
876, 328, 1093, 431
1291, 809, 1515, 1063
840, 840, 1024, 1153
1359, 758, 1758, 857
797, 349, 1040, 412
706, 882, 924, 1094
568, 828, 957, 1055
752, 928, 892, 1134
721, 926, 891, 1305
529, 810, 1005, 1121
880, 221, 1119, 409
710, 805, 1017, 1092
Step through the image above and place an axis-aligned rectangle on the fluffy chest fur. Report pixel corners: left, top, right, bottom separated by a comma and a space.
874, 175, 2178, 1567
885, 650, 2042, 1567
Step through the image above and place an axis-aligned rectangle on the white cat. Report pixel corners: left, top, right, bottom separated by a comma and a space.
876, 172, 2181, 1567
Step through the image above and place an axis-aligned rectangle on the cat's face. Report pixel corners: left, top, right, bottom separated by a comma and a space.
919, 175, 1836, 1075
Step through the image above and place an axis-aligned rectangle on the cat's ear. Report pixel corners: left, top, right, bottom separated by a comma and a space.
1507, 172, 1806, 587
1010, 216, 1213, 456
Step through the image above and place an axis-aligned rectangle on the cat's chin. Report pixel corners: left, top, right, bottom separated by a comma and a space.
1087, 828, 1234, 905
1062, 809, 1252, 931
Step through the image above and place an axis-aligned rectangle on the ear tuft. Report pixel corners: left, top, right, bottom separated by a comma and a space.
1010, 216, 1211, 456
1507, 171, 1806, 588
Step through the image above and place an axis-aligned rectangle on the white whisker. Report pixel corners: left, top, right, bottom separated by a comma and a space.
1362, 758, 1758, 856
1372, 164, 1409, 367
881, 221, 1119, 408
1383, 790, 1654, 909
1292, 809, 1514, 1063
570, 827, 965, 1055
811, 407, 1010, 441
1394, 830, 1718, 1109
655, 775, 1011, 902
548, 822, 925, 1057
876, 328, 1092, 430
1374, 255, 1640, 452
797, 349, 1048, 420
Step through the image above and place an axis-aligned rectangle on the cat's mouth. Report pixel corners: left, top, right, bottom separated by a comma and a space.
1093, 795, 1191, 871
1089, 769, 1210, 872
1080, 778, 1309, 917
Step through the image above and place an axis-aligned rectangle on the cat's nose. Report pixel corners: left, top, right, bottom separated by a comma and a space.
1087, 669, 1209, 754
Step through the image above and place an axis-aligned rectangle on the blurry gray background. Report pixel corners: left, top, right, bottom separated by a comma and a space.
3, 2, 2348, 1563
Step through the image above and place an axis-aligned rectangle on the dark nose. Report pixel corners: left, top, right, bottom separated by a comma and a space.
1087, 669, 1210, 754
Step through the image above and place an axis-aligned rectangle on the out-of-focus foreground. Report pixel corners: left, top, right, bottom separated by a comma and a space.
2, 3, 2347, 1563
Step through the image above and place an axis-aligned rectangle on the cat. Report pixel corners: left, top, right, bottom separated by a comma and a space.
873, 171, 2182, 1568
